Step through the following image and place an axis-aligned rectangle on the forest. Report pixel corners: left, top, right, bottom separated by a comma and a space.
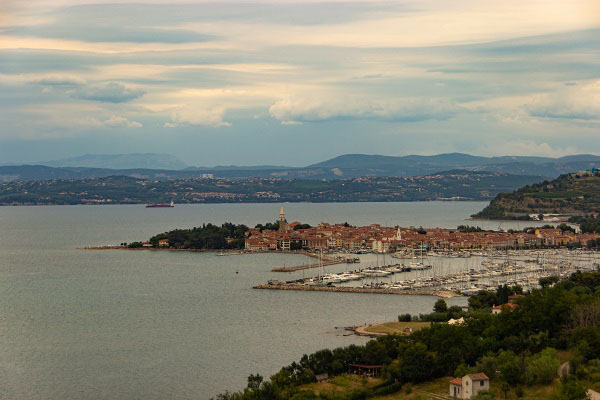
214, 271, 600, 400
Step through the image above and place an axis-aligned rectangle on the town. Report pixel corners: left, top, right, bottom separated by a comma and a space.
244, 208, 600, 252
245, 209, 600, 298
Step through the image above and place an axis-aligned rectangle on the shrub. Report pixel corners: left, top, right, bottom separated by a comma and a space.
515, 386, 524, 398
398, 313, 412, 322
524, 348, 559, 385
372, 382, 402, 396
472, 390, 495, 400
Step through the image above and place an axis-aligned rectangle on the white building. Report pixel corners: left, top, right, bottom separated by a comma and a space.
449, 373, 490, 399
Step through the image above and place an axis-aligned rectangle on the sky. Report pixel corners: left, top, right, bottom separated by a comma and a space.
0, 0, 599, 166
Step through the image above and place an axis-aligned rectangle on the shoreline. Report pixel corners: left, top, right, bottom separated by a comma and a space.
353, 324, 386, 338
253, 283, 459, 298
352, 320, 434, 337
0, 199, 489, 207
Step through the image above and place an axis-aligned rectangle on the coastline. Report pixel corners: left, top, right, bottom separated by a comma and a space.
253, 283, 459, 298
0, 199, 491, 207
352, 321, 432, 337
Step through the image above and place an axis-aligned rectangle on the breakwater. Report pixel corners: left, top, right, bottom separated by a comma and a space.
271, 253, 344, 272
253, 283, 458, 298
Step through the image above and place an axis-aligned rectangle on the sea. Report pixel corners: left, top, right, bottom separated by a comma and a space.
0, 202, 550, 399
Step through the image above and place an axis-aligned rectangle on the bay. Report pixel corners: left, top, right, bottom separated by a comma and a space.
0, 202, 545, 399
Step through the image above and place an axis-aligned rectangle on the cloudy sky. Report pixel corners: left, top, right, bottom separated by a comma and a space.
0, 0, 598, 166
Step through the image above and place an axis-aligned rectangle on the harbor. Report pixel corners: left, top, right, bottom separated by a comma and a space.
256, 248, 600, 297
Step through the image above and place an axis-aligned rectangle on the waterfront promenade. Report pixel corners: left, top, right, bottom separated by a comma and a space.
253, 283, 458, 298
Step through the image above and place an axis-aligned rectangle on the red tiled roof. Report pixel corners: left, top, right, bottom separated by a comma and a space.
467, 373, 489, 381
449, 378, 462, 385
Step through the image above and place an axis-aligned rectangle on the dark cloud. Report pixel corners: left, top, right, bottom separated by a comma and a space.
73, 82, 145, 103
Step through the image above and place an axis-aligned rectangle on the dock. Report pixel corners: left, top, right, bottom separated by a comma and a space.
271, 251, 345, 272
253, 283, 458, 298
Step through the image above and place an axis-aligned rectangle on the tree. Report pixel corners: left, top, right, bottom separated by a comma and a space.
398, 313, 412, 322
468, 291, 498, 309
454, 363, 475, 378
556, 379, 590, 400
497, 350, 523, 385
500, 382, 510, 399
293, 224, 312, 230
539, 276, 560, 288
558, 223, 576, 233
476, 354, 498, 379
524, 348, 559, 385
434, 299, 448, 313
397, 342, 435, 383
247, 374, 263, 390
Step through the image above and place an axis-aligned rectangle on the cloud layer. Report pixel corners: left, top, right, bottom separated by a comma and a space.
0, 1, 598, 165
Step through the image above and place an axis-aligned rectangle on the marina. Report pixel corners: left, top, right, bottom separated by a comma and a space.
256, 248, 600, 296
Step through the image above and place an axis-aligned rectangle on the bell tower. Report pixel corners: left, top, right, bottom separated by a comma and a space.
279, 207, 288, 232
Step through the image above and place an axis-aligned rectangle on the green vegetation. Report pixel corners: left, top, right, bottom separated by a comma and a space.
213, 270, 600, 399
457, 225, 492, 233
473, 171, 600, 220
569, 215, 600, 234
147, 223, 249, 250
364, 322, 430, 335
0, 171, 543, 205
467, 284, 523, 309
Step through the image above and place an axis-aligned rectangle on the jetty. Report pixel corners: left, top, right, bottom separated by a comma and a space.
253, 283, 458, 298
271, 251, 345, 272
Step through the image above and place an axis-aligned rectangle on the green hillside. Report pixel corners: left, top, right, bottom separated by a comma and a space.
473, 170, 600, 220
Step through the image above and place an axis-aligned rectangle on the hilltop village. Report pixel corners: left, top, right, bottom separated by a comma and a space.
244, 208, 600, 252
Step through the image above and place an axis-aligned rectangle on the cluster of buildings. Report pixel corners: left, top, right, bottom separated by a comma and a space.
244, 209, 600, 252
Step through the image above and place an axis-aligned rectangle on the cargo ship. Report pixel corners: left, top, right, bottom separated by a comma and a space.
146, 200, 175, 208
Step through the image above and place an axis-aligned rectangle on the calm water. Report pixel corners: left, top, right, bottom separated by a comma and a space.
0, 202, 549, 399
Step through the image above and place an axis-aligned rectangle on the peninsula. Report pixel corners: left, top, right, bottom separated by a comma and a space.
472, 170, 600, 222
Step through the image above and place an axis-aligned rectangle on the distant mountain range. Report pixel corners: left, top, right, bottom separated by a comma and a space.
2, 152, 600, 182
33, 153, 189, 170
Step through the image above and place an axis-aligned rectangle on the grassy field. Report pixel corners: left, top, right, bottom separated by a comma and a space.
300, 374, 381, 396
299, 375, 563, 399
364, 321, 431, 335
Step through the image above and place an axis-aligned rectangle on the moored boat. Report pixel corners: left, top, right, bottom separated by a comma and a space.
146, 200, 175, 208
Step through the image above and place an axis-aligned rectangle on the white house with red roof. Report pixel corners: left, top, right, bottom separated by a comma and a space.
449, 373, 490, 398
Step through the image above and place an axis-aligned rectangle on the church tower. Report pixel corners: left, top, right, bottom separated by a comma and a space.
279, 207, 288, 232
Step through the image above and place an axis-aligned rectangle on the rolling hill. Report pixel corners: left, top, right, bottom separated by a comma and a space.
472, 170, 600, 220
0, 170, 544, 205
2, 152, 600, 182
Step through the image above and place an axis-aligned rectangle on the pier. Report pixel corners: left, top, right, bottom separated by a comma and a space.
253, 283, 458, 298
270, 251, 352, 272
